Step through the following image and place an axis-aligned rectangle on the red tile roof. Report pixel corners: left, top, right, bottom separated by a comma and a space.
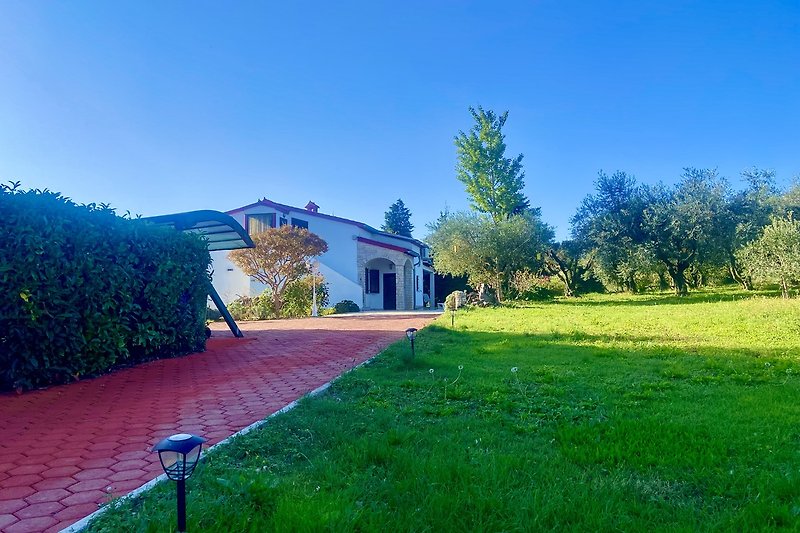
226, 198, 427, 248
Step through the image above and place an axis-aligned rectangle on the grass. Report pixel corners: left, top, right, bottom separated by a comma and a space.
88, 289, 800, 531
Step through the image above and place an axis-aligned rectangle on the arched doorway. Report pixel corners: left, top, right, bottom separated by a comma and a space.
364, 258, 397, 310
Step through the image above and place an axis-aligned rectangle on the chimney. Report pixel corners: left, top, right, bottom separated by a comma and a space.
305, 201, 319, 213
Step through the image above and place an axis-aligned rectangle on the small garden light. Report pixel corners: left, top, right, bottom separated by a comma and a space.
450, 307, 455, 327
405, 327, 417, 358
153, 433, 206, 533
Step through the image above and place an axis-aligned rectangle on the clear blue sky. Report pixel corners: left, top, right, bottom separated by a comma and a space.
2, 1, 798, 240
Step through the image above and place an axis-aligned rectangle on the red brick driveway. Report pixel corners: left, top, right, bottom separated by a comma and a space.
0, 313, 438, 533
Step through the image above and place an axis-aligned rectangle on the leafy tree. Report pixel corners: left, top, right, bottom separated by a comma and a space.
776, 178, 800, 217
571, 171, 650, 292
381, 199, 414, 237
544, 240, 595, 297
641, 168, 730, 296
427, 211, 553, 302
228, 226, 328, 316
425, 206, 451, 233
738, 215, 800, 298
454, 106, 529, 223
722, 168, 778, 289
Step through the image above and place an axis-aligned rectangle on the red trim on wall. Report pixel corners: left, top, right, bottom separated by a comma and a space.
356, 237, 411, 254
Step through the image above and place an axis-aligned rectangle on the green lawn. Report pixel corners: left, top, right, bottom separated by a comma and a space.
89, 290, 800, 531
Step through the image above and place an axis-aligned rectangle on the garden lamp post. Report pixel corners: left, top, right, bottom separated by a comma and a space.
405, 327, 417, 358
153, 433, 206, 533
308, 260, 319, 316
451, 307, 455, 327
309, 259, 319, 317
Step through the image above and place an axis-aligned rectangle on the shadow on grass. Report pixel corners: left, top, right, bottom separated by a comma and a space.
510, 288, 784, 308
412, 324, 798, 371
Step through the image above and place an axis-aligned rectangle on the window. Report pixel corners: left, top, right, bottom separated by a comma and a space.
291, 218, 308, 229
279, 217, 288, 227
365, 268, 380, 293
245, 213, 275, 234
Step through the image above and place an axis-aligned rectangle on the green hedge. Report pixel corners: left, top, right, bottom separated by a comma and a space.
0, 184, 211, 391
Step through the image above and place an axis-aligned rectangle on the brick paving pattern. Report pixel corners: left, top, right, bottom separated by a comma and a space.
0, 313, 437, 533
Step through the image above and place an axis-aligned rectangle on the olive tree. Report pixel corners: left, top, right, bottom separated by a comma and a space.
427, 211, 553, 303
738, 215, 800, 298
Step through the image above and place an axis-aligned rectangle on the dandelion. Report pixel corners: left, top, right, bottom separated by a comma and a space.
429, 368, 435, 374
458, 365, 464, 370
511, 367, 518, 373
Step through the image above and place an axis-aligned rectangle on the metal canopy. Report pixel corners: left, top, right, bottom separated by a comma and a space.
143, 209, 254, 338
143, 209, 254, 251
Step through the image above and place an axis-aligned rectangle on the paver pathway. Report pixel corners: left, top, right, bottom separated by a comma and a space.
0, 313, 437, 533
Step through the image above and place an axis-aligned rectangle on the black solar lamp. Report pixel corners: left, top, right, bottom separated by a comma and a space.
405, 328, 417, 358
153, 433, 206, 532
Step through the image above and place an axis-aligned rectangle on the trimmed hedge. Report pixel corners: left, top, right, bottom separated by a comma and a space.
0, 184, 211, 391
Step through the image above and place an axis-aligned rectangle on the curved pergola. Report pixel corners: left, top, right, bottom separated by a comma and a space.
143, 209, 254, 251
144, 210, 255, 338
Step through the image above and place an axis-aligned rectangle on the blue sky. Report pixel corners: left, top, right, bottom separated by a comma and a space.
1, 1, 798, 240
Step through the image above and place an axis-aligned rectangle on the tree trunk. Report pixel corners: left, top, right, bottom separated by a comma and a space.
624, 273, 637, 293
657, 271, 669, 291
781, 278, 789, 298
728, 260, 752, 290
272, 292, 284, 317
546, 249, 577, 297
667, 265, 689, 296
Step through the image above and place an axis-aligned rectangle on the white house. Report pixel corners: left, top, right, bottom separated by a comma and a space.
211, 198, 435, 311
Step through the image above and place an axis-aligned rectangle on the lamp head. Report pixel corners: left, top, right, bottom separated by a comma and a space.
153, 433, 206, 481
405, 328, 417, 341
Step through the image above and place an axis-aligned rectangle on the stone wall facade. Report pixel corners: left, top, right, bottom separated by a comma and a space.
357, 241, 414, 310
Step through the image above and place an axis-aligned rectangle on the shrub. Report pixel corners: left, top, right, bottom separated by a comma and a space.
0, 184, 211, 391
206, 307, 222, 321
333, 300, 360, 314
228, 294, 275, 321
281, 276, 329, 318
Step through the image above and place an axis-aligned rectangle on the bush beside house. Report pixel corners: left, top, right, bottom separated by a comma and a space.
0, 184, 211, 391
227, 277, 330, 320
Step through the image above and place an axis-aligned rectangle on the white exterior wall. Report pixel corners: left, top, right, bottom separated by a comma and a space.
209, 201, 431, 310
210, 250, 250, 303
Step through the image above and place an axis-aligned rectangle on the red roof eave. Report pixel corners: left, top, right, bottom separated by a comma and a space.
225, 197, 428, 249
356, 237, 412, 254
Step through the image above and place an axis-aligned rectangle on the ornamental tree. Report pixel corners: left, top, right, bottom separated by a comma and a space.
228, 226, 328, 316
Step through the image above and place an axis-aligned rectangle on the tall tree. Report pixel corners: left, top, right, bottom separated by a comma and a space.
454, 106, 529, 223
427, 211, 553, 302
381, 199, 414, 237
228, 226, 328, 316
